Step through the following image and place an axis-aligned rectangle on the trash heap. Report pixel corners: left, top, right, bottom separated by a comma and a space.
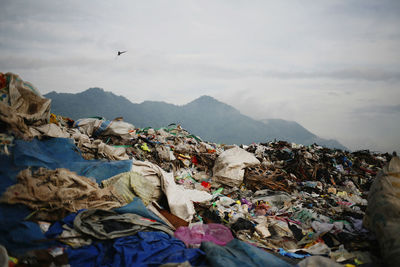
0, 72, 399, 267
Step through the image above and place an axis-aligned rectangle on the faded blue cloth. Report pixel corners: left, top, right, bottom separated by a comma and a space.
114, 198, 165, 225
13, 138, 132, 183
45, 210, 82, 239
67, 232, 206, 267
201, 238, 293, 267
0, 204, 56, 255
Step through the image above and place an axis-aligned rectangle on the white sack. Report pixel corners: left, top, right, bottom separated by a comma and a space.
213, 146, 260, 187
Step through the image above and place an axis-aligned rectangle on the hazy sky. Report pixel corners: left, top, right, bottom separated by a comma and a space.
1, 0, 399, 153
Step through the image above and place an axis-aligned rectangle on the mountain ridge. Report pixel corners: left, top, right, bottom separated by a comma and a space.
45, 88, 347, 150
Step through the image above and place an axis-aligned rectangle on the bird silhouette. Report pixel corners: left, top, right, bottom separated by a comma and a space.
117, 51, 127, 56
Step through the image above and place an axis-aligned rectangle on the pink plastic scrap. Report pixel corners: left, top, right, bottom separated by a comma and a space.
174, 223, 234, 246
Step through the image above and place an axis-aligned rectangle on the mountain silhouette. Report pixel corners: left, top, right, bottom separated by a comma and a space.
45, 88, 347, 150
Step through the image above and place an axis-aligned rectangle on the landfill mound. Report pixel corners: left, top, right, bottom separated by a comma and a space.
0, 72, 399, 266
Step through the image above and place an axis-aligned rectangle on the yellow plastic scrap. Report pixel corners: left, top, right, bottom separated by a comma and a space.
50, 113, 59, 125
9, 256, 18, 264
177, 154, 191, 160
140, 143, 151, 152
354, 258, 363, 265
177, 153, 191, 166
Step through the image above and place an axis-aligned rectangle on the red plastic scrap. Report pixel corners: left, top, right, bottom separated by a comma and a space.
359, 166, 377, 175
201, 181, 211, 189
0, 73, 7, 88
191, 155, 199, 165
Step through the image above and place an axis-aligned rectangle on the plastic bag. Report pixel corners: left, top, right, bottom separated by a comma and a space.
175, 223, 233, 247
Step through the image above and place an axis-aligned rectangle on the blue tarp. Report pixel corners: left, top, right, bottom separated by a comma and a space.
201, 238, 293, 267
67, 231, 206, 267
0, 154, 21, 195
13, 138, 132, 183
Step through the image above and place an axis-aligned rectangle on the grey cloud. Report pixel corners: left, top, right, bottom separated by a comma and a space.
0, 55, 108, 70
327, 91, 340, 96
262, 69, 400, 82
1, 0, 399, 154
204, 66, 400, 82
354, 104, 400, 114
153, 58, 400, 82
329, 0, 400, 19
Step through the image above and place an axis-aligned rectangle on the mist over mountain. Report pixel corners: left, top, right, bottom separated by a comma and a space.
45, 88, 347, 150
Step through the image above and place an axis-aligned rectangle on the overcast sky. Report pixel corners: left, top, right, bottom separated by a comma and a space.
1, 0, 399, 153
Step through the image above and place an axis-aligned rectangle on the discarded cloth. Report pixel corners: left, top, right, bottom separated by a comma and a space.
73, 209, 174, 239
74, 118, 135, 139
46, 200, 169, 246
72, 132, 130, 161
102, 170, 160, 205
200, 238, 293, 267
66, 231, 206, 267
29, 123, 70, 139
1, 168, 124, 221
132, 161, 212, 222
113, 197, 166, 225
130, 161, 164, 200
0, 72, 51, 139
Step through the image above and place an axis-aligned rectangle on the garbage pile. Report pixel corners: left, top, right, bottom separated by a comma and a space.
0, 72, 398, 266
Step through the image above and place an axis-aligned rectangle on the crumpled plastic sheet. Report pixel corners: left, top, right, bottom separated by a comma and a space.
212, 146, 260, 187
174, 223, 234, 247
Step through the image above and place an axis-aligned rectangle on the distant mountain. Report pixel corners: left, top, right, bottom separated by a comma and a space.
45, 88, 347, 150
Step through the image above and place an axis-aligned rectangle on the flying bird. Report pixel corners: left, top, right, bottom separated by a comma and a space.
117, 51, 127, 56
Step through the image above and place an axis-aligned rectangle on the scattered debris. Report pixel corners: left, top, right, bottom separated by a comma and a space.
0, 72, 397, 266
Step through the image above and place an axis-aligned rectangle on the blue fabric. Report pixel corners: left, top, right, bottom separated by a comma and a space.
0, 204, 56, 255
13, 138, 132, 183
114, 198, 165, 225
45, 211, 82, 239
0, 137, 132, 254
67, 231, 206, 267
46, 199, 166, 239
201, 238, 293, 267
